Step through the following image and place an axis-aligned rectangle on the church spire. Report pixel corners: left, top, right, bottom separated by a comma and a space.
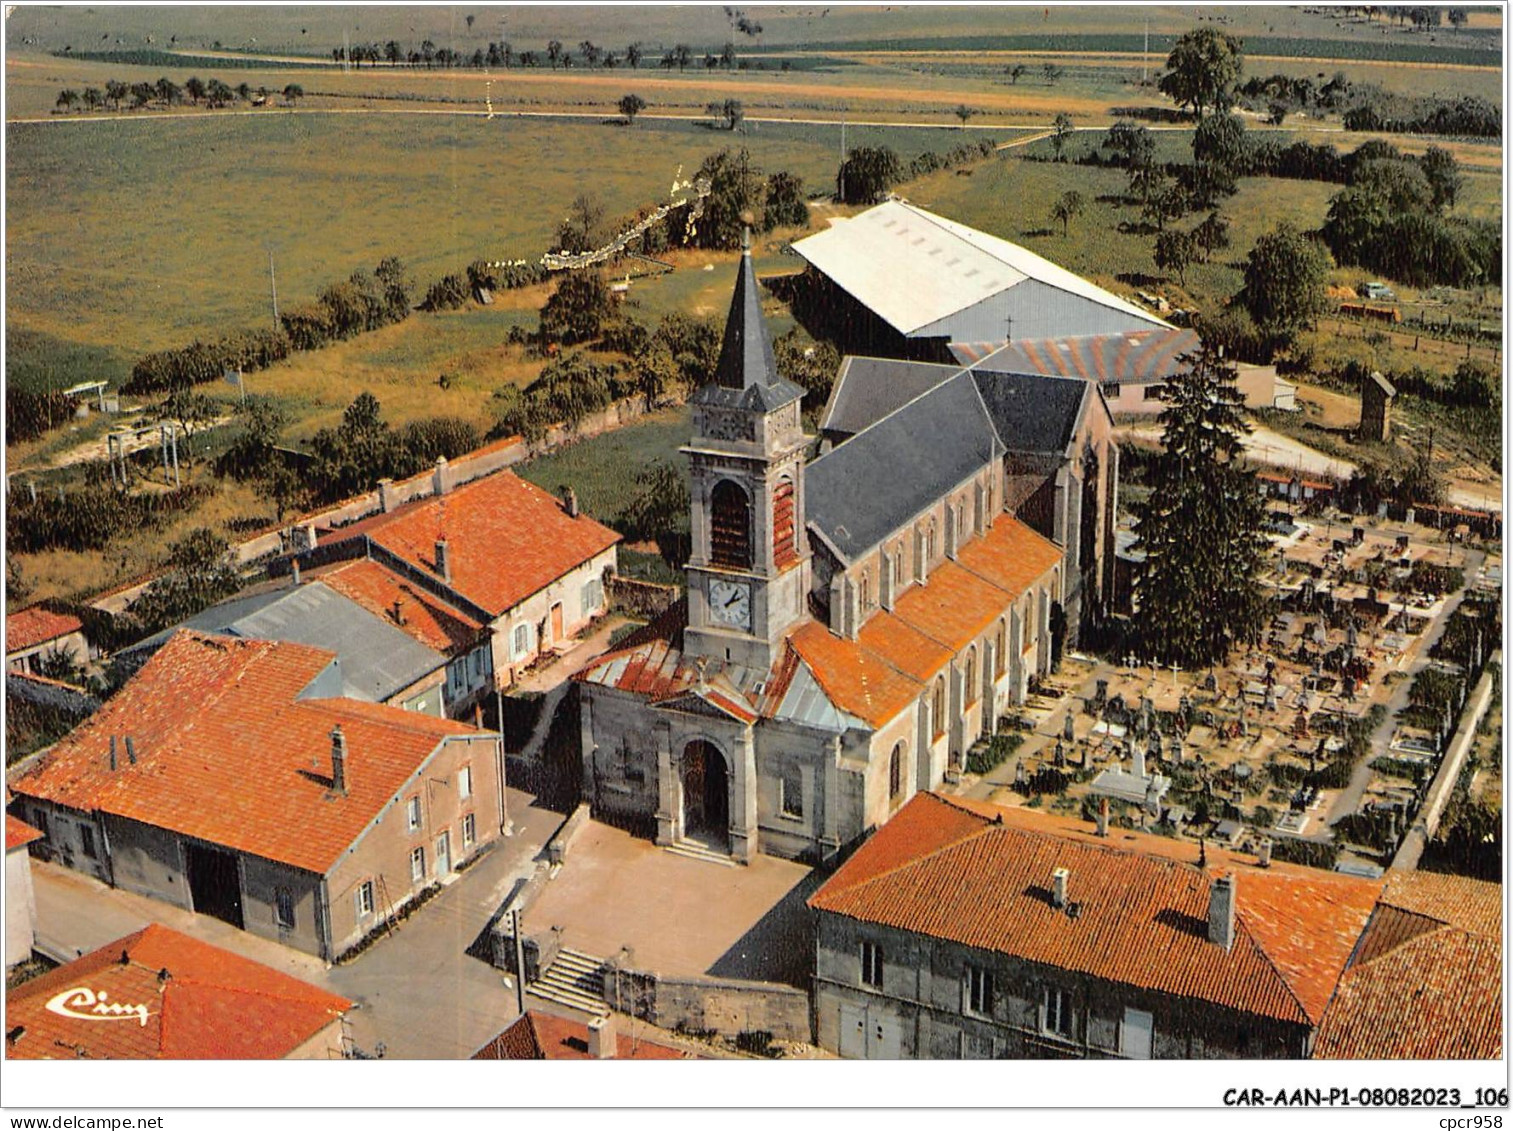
712, 224, 781, 391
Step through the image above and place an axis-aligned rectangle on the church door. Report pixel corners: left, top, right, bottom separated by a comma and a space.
681, 741, 730, 851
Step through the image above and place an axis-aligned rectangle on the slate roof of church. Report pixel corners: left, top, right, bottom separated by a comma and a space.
691, 233, 803, 413
6, 923, 350, 1060
810, 793, 1381, 1028
819, 358, 1091, 458
806, 370, 1001, 562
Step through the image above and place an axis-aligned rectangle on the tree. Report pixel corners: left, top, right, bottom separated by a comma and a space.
56, 89, 80, 111
309, 391, 402, 499
708, 98, 744, 130
157, 77, 181, 105
1193, 211, 1231, 260
539, 271, 612, 345
1419, 145, 1463, 211
158, 389, 219, 468
126, 528, 244, 635
623, 458, 691, 566
720, 42, 737, 69
1131, 343, 1269, 667
1050, 190, 1085, 237
953, 104, 977, 128
205, 79, 235, 108
672, 44, 692, 71
579, 40, 601, 67
1042, 63, 1063, 84
836, 146, 901, 205
1142, 178, 1188, 231
1191, 112, 1248, 198
1239, 221, 1333, 345
555, 193, 607, 254
219, 396, 287, 480
386, 40, 402, 66
83, 87, 104, 110
692, 148, 765, 248
1006, 63, 1027, 84
1050, 113, 1074, 161
764, 170, 809, 230
1154, 228, 1198, 285
1159, 26, 1244, 119
281, 83, 304, 104
183, 76, 205, 105
618, 92, 646, 125
235, 81, 251, 101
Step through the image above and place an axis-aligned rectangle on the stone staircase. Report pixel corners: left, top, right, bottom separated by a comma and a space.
664, 839, 739, 867
529, 947, 609, 1016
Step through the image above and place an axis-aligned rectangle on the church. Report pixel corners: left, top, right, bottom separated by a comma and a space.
574, 232, 1117, 863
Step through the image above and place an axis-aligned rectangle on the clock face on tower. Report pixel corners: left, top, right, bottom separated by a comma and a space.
708, 579, 752, 630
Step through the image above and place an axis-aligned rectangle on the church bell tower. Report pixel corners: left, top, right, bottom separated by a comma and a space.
682, 229, 810, 673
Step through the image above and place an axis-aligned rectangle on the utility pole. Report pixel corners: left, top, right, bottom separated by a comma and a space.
838, 117, 846, 201
267, 244, 279, 328
1142, 18, 1150, 84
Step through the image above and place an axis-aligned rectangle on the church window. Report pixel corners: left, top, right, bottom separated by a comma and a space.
858, 571, 871, 612
995, 620, 1007, 678
888, 742, 904, 802
773, 477, 798, 568
965, 648, 979, 704
710, 480, 752, 569
926, 522, 938, 563
892, 548, 904, 592
780, 765, 804, 819
931, 678, 947, 739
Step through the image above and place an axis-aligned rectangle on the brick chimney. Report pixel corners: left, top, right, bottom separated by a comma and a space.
1208, 873, 1236, 950
435, 537, 452, 584
1051, 866, 1069, 909
561, 486, 579, 518
330, 725, 348, 796
390, 598, 406, 625
587, 1014, 615, 1059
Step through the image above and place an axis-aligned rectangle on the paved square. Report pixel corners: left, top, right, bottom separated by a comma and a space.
524, 821, 817, 985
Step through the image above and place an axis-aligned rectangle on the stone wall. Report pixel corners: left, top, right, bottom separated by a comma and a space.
602, 959, 812, 1043
607, 576, 681, 620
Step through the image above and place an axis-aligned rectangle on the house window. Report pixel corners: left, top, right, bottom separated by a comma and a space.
1143, 385, 1162, 401
355, 881, 374, 918
79, 825, 97, 860
406, 796, 422, 831
1043, 987, 1075, 1039
710, 479, 752, 569
462, 812, 476, 848
275, 887, 295, 930
888, 742, 904, 802
581, 576, 604, 614
30, 808, 49, 840
779, 766, 804, 819
965, 965, 993, 1017
447, 660, 466, 696
1120, 1007, 1154, 1059
512, 624, 530, 659
410, 845, 426, 883
1101, 381, 1121, 399
458, 765, 473, 800
860, 941, 883, 989
932, 677, 947, 739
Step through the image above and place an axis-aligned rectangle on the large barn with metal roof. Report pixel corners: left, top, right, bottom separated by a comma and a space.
790, 199, 1171, 359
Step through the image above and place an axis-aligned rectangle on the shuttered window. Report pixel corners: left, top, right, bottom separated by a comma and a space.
710, 480, 752, 569
773, 478, 798, 568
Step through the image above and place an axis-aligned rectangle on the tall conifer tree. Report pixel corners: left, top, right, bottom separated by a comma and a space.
1132, 344, 1269, 667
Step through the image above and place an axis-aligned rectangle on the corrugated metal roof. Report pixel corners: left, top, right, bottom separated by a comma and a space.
124, 582, 445, 704
792, 201, 1169, 337
967, 328, 1200, 385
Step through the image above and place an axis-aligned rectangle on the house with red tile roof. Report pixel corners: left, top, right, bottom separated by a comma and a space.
573, 234, 1073, 864
807, 792, 1384, 1059
287, 468, 620, 713
8, 631, 508, 961
6, 604, 89, 677
1315, 871, 1502, 1060
472, 1010, 702, 1060
6, 923, 351, 1059
6, 812, 44, 970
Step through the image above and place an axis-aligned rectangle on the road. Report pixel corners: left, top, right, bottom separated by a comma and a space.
29, 786, 565, 1059
1323, 548, 1485, 830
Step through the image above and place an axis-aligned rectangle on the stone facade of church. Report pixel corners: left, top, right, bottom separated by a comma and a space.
574, 237, 1109, 863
